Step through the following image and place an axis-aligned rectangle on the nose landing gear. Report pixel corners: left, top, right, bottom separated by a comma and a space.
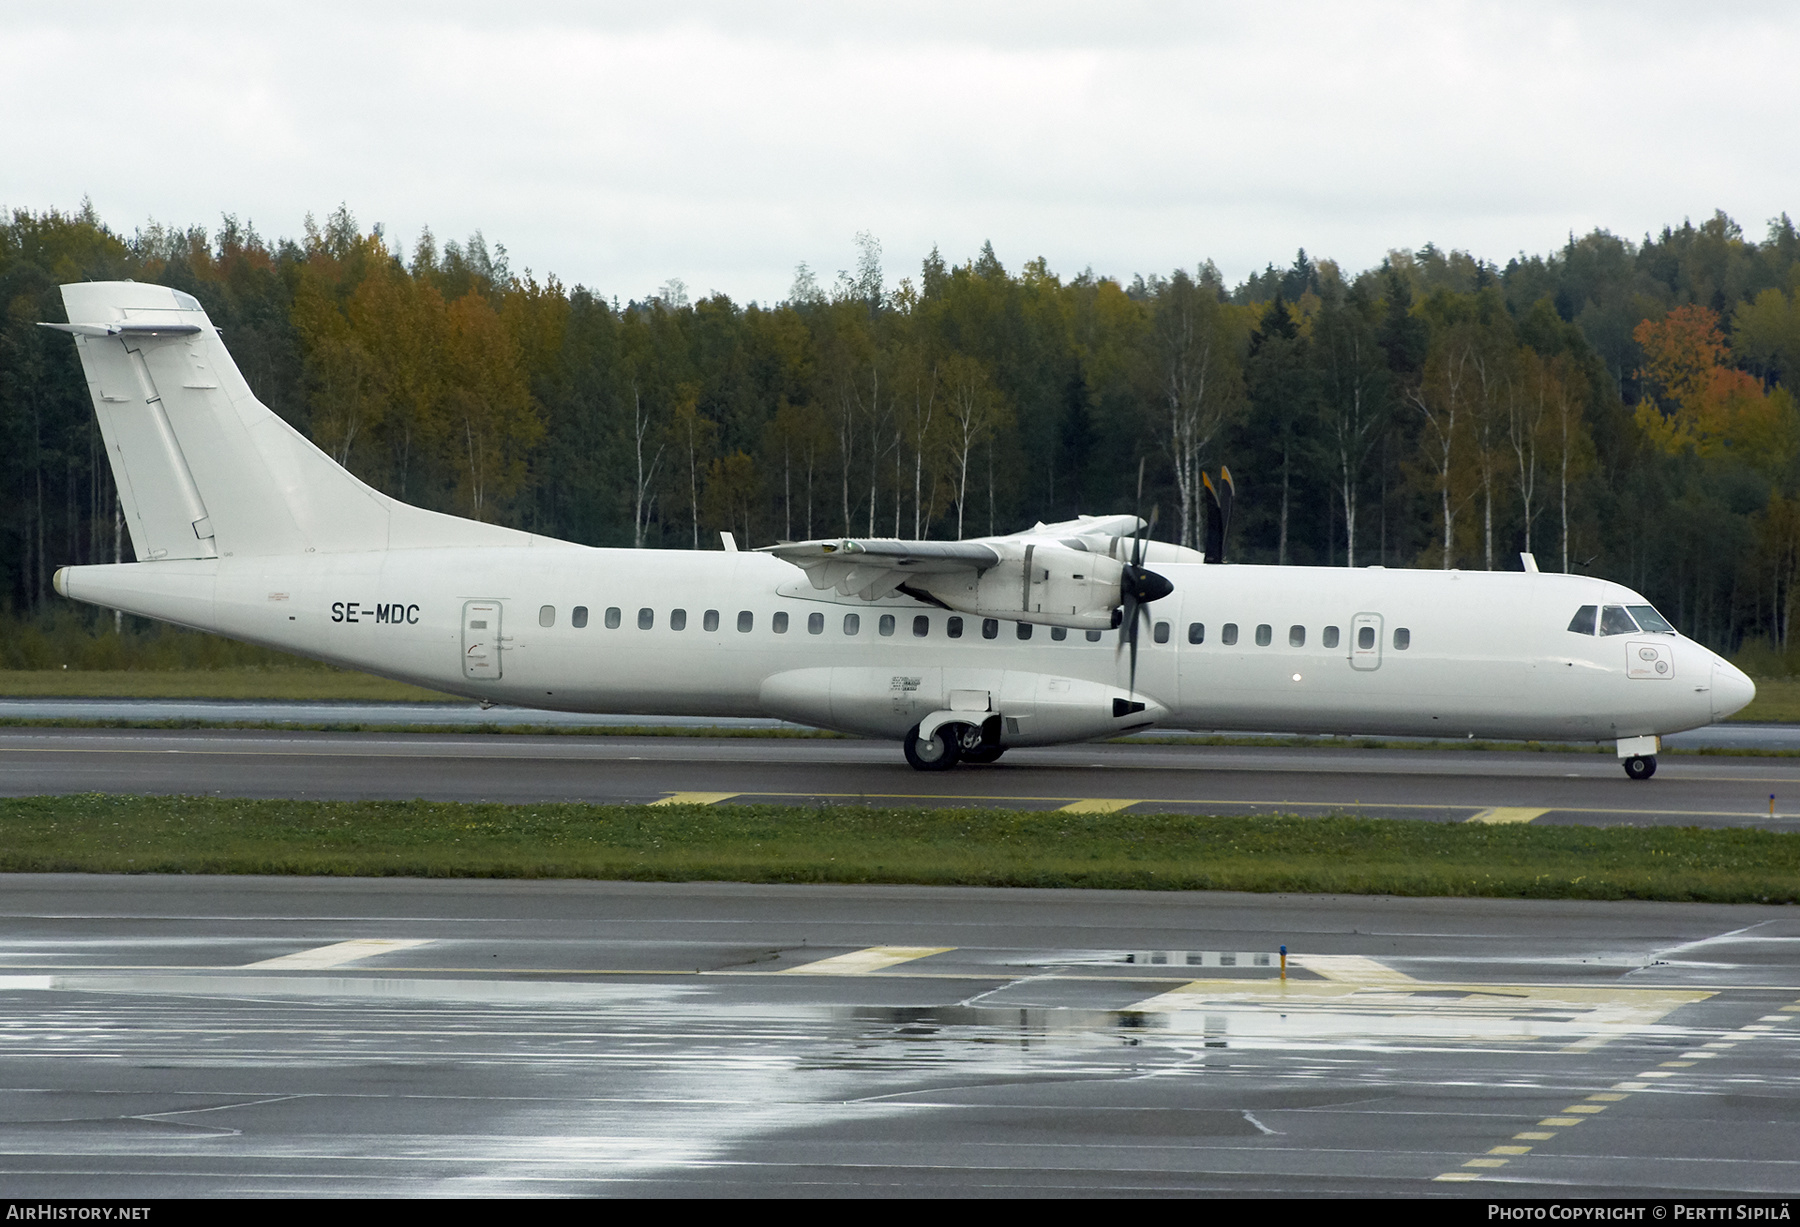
1617, 734, 1660, 780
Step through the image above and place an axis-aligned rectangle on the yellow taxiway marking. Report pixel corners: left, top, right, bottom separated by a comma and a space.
1558, 990, 1709, 1053
1123, 975, 1708, 1027
243, 938, 433, 970
778, 946, 955, 975
1438, 1093, 1635, 1182
1287, 954, 1417, 984
1466, 807, 1549, 824
649, 792, 740, 806
1057, 799, 1140, 813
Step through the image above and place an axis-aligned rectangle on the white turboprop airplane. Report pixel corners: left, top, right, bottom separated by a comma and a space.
44, 281, 1754, 779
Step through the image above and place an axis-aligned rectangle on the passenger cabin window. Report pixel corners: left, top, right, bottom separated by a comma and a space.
879, 614, 896, 636
1599, 605, 1639, 636
913, 615, 930, 637
671, 609, 687, 631
983, 619, 999, 640
772, 611, 789, 633
605, 607, 622, 629
843, 613, 860, 635
947, 617, 963, 638
1629, 605, 1675, 634
1323, 626, 1340, 648
808, 612, 824, 634
1289, 625, 1305, 647
1153, 621, 1170, 644
1222, 623, 1239, 645
1567, 605, 1597, 635
1051, 626, 1067, 641
1393, 628, 1411, 650
737, 611, 753, 632
1255, 624, 1272, 646
638, 607, 654, 630
1086, 630, 1103, 642
572, 606, 588, 629
1357, 626, 1375, 649
1016, 622, 1033, 640
1188, 623, 1204, 644
539, 605, 555, 627
703, 609, 720, 632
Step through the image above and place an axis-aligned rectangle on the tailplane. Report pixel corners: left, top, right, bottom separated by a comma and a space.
45, 281, 528, 560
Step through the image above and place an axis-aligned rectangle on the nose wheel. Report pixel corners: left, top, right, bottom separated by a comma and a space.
1624, 754, 1657, 780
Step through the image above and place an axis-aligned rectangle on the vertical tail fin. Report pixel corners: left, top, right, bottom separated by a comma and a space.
46, 281, 529, 560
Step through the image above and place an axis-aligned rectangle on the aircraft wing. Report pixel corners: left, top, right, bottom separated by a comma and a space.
760, 539, 1000, 600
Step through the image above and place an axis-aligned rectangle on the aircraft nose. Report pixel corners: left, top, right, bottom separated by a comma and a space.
1712, 657, 1756, 721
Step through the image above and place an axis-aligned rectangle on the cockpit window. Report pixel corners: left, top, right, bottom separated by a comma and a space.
1627, 604, 1675, 634
1599, 605, 1640, 636
1567, 605, 1596, 635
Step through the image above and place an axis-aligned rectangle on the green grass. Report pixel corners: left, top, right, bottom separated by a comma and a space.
3, 795, 1796, 903
1732, 677, 1800, 723
0, 667, 453, 701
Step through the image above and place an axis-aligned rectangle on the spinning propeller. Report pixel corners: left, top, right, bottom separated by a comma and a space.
1117, 505, 1173, 697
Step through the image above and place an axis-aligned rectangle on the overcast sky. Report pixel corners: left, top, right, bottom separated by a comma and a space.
4, 1, 1797, 304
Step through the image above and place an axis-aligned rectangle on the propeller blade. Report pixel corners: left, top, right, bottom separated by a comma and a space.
1128, 605, 1140, 696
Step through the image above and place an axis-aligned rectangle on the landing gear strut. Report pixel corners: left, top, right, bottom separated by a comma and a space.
904, 721, 1002, 771
1624, 754, 1657, 780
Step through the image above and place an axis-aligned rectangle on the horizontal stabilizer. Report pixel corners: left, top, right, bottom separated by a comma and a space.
40, 321, 202, 338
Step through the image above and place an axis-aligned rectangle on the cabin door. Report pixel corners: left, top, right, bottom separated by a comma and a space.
462, 600, 503, 681
1350, 612, 1383, 671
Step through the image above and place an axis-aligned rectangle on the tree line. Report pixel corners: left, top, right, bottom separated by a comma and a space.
4, 202, 1800, 665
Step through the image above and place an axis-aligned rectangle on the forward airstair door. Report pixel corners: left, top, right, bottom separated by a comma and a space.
1350, 612, 1383, 672
463, 601, 503, 681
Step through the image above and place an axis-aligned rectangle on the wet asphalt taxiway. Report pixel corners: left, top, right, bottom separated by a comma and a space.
0, 875, 1797, 1197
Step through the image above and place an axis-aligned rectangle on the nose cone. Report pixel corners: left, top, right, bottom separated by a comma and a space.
1712, 657, 1756, 721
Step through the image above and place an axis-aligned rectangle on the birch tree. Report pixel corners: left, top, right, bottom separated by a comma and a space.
1149, 270, 1243, 549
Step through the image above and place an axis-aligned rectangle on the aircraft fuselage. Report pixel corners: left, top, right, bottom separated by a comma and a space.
56, 546, 1748, 747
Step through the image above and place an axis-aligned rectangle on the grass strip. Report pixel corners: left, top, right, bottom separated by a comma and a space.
0, 668, 453, 702
0, 717, 842, 738
3, 719, 1796, 758
3, 794, 1796, 903
3, 667, 1796, 723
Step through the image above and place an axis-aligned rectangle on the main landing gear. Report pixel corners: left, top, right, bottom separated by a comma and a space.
903, 722, 1005, 771
1623, 755, 1657, 780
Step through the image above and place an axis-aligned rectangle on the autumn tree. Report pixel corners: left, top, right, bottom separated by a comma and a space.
1149, 270, 1244, 549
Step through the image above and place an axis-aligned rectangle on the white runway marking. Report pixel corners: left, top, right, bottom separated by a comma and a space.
1466, 806, 1550, 824
243, 939, 434, 970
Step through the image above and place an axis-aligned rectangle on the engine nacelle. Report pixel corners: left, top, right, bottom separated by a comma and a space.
911, 544, 1124, 630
